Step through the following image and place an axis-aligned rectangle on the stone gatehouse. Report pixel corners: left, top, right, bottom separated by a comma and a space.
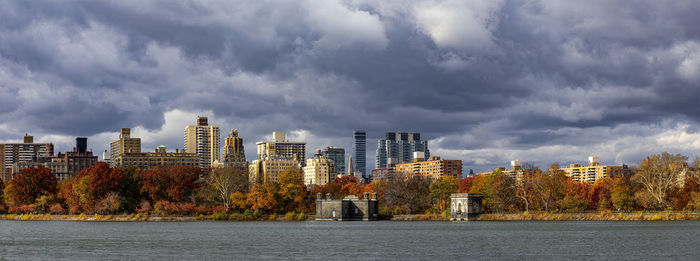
315, 192, 378, 221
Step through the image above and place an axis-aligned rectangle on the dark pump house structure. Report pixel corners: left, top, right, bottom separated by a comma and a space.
316, 192, 378, 221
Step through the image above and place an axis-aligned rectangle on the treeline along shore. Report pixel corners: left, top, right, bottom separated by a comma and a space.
4, 211, 700, 222
1, 152, 700, 221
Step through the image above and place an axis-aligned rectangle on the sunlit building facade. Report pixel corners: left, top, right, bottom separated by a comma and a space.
185, 117, 220, 169
0, 134, 54, 180
561, 156, 629, 183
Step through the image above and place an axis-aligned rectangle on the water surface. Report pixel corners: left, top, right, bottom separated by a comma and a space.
1, 220, 698, 260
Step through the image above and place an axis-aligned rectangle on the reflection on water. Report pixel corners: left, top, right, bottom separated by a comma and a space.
1, 220, 699, 260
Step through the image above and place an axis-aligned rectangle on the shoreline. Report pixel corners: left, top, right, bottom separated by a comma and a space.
3, 212, 700, 222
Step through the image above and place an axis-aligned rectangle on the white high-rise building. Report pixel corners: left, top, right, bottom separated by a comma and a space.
185, 117, 220, 169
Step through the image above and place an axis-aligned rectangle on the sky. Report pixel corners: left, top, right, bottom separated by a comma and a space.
1, 0, 700, 174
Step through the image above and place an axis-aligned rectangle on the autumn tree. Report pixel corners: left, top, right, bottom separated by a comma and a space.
62, 163, 132, 213
6, 167, 57, 207
515, 168, 542, 212
380, 176, 431, 214
470, 172, 518, 212
529, 164, 568, 212
309, 182, 342, 200
141, 166, 202, 203
96, 192, 121, 214
35, 194, 57, 213
459, 175, 476, 193
230, 191, 250, 211
3, 184, 17, 208
633, 153, 687, 210
205, 166, 249, 209
560, 179, 590, 212
309, 175, 359, 200
589, 179, 612, 210
0, 178, 4, 207
671, 177, 699, 210
429, 176, 459, 212
115, 166, 143, 212
277, 168, 309, 213
610, 175, 636, 211
246, 183, 279, 213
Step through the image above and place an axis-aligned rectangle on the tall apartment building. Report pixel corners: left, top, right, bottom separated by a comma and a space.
112, 145, 199, 170
222, 129, 247, 172
304, 149, 336, 186
376, 132, 429, 169
249, 156, 300, 184
185, 117, 221, 169
353, 129, 366, 177
12, 137, 97, 180
109, 128, 141, 167
561, 156, 629, 183
256, 131, 306, 166
320, 146, 344, 175
393, 153, 461, 181
0, 134, 54, 180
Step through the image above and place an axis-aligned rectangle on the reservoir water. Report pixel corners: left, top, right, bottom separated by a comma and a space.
1, 220, 699, 260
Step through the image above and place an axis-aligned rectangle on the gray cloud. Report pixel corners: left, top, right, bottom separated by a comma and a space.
1, 0, 700, 174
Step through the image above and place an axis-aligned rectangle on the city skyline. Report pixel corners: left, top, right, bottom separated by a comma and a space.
2, 1, 700, 174
0, 124, 668, 175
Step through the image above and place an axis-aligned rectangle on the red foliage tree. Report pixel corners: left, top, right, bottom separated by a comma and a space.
62, 162, 127, 213
9, 167, 57, 206
76, 162, 124, 198
560, 179, 591, 212
459, 175, 476, 193
141, 166, 201, 202
334, 175, 359, 186
672, 178, 700, 210
589, 179, 612, 210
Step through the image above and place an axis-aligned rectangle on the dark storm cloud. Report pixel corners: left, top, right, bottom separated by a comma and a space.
1, 0, 700, 172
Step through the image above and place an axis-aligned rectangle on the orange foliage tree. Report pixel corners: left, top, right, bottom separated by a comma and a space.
277, 168, 310, 213
246, 183, 279, 213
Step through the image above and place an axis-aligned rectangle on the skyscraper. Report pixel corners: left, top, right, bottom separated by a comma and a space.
185, 116, 221, 169
375, 132, 429, 168
222, 129, 247, 172
353, 129, 366, 177
320, 146, 344, 175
